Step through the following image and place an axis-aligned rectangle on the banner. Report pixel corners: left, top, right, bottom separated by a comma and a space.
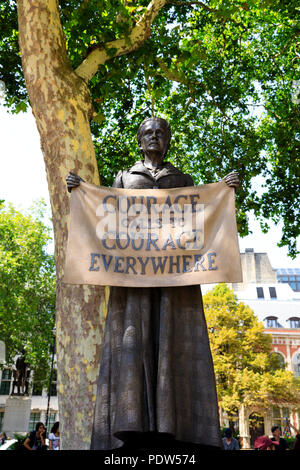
63, 181, 242, 287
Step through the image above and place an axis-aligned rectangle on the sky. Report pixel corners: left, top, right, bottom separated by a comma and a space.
0, 104, 299, 269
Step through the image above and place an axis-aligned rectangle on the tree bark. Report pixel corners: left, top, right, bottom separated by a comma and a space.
17, 0, 107, 449
75, 0, 168, 82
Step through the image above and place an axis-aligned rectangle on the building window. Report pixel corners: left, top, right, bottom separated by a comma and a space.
282, 407, 290, 420
269, 287, 277, 299
269, 352, 285, 370
277, 269, 300, 292
0, 341, 5, 363
265, 316, 279, 328
272, 406, 281, 428
0, 369, 12, 395
257, 287, 264, 299
50, 369, 57, 397
32, 381, 43, 396
289, 318, 300, 329
28, 412, 41, 432
272, 407, 291, 430
48, 412, 56, 432
293, 353, 300, 378
32, 372, 44, 396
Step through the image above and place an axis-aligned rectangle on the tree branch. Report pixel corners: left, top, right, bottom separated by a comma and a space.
75, 0, 168, 82
157, 57, 189, 86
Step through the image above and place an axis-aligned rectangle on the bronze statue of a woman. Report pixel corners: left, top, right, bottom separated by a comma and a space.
66, 117, 239, 451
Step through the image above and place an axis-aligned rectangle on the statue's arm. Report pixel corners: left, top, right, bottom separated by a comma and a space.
112, 170, 124, 188
184, 172, 239, 190
222, 171, 239, 191
23, 437, 33, 451
66, 171, 85, 193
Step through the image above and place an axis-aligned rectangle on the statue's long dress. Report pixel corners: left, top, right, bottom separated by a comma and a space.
91, 162, 222, 450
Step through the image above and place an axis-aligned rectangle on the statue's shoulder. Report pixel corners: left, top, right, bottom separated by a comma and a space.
126, 161, 145, 174
112, 170, 125, 188
184, 173, 194, 186
164, 162, 194, 186
112, 161, 194, 187
112, 161, 144, 188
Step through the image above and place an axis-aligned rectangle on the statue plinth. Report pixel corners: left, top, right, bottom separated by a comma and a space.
2, 396, 32, 436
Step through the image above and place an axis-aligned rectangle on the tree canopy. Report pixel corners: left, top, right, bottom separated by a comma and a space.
0, 200, 56, 375
203, 284, 300, 412
1, 0, 299, 256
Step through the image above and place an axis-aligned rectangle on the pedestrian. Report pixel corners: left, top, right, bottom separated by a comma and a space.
23, 422, 46, 451
49, 421, 60, 450
254, 435, 279, 450
271, 425, 289, 451
222, 428, 240, 450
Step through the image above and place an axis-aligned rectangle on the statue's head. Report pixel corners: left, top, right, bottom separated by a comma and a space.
137, 117, 172, 160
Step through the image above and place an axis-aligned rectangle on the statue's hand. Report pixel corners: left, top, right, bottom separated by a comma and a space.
222, 171, 240, 192
66, 171, 84, 193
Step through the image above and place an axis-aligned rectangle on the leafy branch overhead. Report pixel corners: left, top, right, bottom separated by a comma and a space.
0, 0, 299, 256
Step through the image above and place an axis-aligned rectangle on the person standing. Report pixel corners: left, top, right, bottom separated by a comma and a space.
222, 428, 240, 450
49, 421, 60, 450
271, 425, 289, 451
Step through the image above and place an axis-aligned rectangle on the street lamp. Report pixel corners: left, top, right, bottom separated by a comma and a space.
45, 326, 56, 434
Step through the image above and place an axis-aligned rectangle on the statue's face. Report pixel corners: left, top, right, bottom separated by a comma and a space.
139, 120, 169, 160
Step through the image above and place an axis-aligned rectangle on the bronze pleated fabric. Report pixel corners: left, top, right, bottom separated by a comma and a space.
91, 285, 222, 450
91, 162, 222, 450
